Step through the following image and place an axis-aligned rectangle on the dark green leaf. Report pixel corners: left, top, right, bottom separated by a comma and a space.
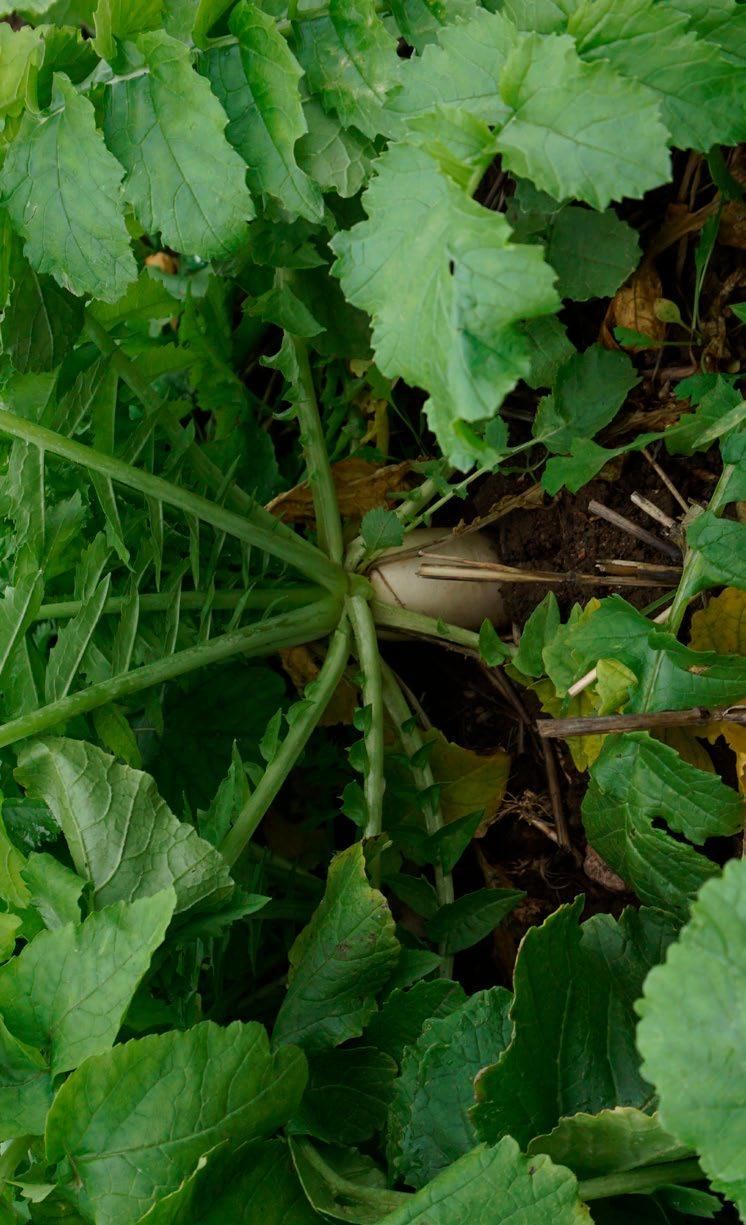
291, 1046, 397, 1144
426, 887, 523, 954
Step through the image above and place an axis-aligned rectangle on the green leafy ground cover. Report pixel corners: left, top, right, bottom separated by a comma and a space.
0, 0, 743, 1220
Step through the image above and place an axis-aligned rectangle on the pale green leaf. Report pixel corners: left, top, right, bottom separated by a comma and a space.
21, 851, 83, 930
15, 737, 234, 915
0, 1016, 52, 1138
94, 0, 164, 62
46, 1020, 308, 1225
0, 24, 42, 117
331, 143, 559, 468
273, 842, 399, 1052
133, 1140, 321, 1225
0, 890, 174, 1075
528, 1107, 690, 1180
384, 9, 515, 132
0, 75, 136, 302
547, 206, 640, 300
0, 914, 20, 961
103, 31, 254, 258
377, 1137, 590, 1224
583, 732, 742, 915
388, 987, 512, 1188
569, 0, 746, 152
390, 0, 480, 51
203, 2, 323, 222
637, 859, 746, 1217
496, 33, 671, 208
665, 377, 746, 456
472, 898, 676, 1146
291, 0, 401, 139
296, 97, 374, 198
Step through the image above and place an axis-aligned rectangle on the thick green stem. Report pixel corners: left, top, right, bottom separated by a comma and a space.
0, 409, 342, 591
0, 598, 340, 751
347, 594, 385, 839
84, 311, 308, 550
380, 661, 454, 974
578, 1158, 703, 1202
289, 335, 344, 566
372, 600, 481, 652
36, 585, 322, 622
220, 617, 352, 865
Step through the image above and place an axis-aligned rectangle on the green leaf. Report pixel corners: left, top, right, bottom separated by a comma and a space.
151, 664, 284, 811
296, 96, 374, 198
535, 345, 638, 453
291, 0, 401, 139
46, 1020, 308, 1225
1, 240, 84, 374
513, 592, 561, 678
365, 979, 466, 1063
388, 987, 512, 1187
290, 1137, 406, 1224
202, 2, 323, 223
637, 859, 746, 1217
569, 0, 746, 152
21, 851, 83, 930
273, 842, 399, 1052
15, 737, 234, 915
103, 31, 254, 258
0, 24, 42, 118
687, 510, 746, 591
331, 143, 559, 468
44, 575, 110, 702
495, 32, 671, 208
0, 75, 136, 302
547, 206, 640, 301
520, 315, 575, 388
94, 0, 163, 62
665, 377, 746, 455
0, 1016, 52, 1138
472, 898, 677, 1147
583, 733, 743, 915
528, 1107, 690, 1180
374, 1136, 590, 1224
384, 9, 516, 131
360, 507, 404, 552
0, 890, 174, 1075
390, 0, 480, 52
426, 887, 523, 954
291, 1046, 397, 1144
132, 1140, 321, 1225
0, 571, 44, 687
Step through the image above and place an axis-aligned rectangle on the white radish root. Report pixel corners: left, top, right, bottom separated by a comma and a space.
368, 527, 507, 631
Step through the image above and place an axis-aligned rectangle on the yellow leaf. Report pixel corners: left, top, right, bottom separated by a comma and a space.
427, 731, 510, 826
689, 587, 746, 792
531, 678, 605, 770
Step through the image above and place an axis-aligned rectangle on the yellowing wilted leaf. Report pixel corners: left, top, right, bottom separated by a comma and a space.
427, 731, 510, 827
689, 588, 746, 791
280, 645, 357, 726
267, 458, 412, 525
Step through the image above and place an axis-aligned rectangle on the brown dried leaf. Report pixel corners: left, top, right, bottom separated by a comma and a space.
601, 261, 666, 352
583, 845, 628, 893
267, 458, 412, 525
280, 645, 357, 726
145, 251, 179, 275
719, 202, 746, 250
